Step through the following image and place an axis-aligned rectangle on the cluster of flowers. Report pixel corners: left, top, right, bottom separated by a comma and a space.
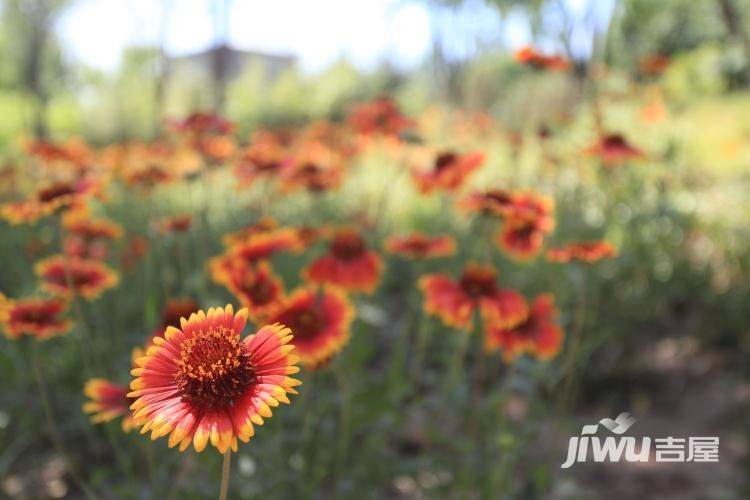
0, 81, 631, 454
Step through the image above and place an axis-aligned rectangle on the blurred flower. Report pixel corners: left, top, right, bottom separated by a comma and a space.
304, 228, 383, 294
280, 145, 344, 192
212, 229, 302, 282
268, 287, 353, 369
1, 178, 98, 225
62, 210, 123, 259
411, 151, 484, 194
157, 214, 193, 234
386, 233, 456, 259
0, 297, 72, 340
233, 143, 289, 188
485, 294, 564, 361
497, 192, 555, 260
419, 263, 527, 330
221, 261, 285, 322
546, 240, 618, 263
83, 379, 137, 432
514, 46, 570, 71
222, 217, 278, 247
457, 188, 517, 216
347, 97, 414, 138
120, 234, 149, 270
152, 298, 200, 340
129, 307, 301, 453
167, 112, 235, 136
639, 54, 670, 77
585, 133, 643, 166
35, 255, 119, 300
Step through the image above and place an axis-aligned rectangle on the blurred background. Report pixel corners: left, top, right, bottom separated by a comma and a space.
1, 0, 750, 499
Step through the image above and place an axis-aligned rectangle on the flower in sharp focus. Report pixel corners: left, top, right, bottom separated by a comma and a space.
267, 287, 353, 369
385, 232, 456, 260
35, 255, 119, 300
411, 150, 484, 194
83, 379, 137, 432
0, 297, 72, 340
546, 240, 618, 263
419, 263, 528, 331
304, 228, 383, 294
129, 306, 301, 453
485, 294, 564, 361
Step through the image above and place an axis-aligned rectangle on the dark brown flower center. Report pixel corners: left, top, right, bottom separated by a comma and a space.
603, 134, 627, 149
175, 327, 256, 410
434, 152, 458, 172
459, 269, 497, 298
331, 231, 365, 260
46, 264, 99, 288
14, 306, 55, 325
242, 276, 274, 305
287, 307, 325, 340
37, 183, 75, 203
161, 300, 199, 329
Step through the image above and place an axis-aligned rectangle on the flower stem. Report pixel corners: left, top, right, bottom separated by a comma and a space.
332, 363, 351, 490
218, 450, 232, 500
557, 268, 588, 412
30, 341, 98, 500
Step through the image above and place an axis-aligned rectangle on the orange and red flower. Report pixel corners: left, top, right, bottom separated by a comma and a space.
457, 188, 517, 216
35, 255, 119, 299
267, 287, 353, 369
222, 217, 278, 247
129, 306, 301, 453
347, 97, 414, 138
1, 178, 97, 225
83, 379, 137, 432
158, 214, 193, 234
419, 263, 527, 330
546, 240, 618, 263
485, 294, 564, 361
221, 261, 285, 322
304, 228, 383, 294
497, 192, 555, 260
585, 133, 643, 166
0, 297, 72, 340
514, 46, 570, 71
386, 233, 456, 260
152, 298, 201, 340
62, 211, 123, 259
233, 143, 289, 187
411, 151, 484, 194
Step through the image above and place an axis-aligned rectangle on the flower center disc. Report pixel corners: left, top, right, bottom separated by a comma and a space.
331, 232, 365, 260
175, 327, 256, 410
460, 269, 497, 298
289, 308, 325, 340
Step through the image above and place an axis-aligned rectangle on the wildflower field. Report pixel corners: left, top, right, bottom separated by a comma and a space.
1, 35, 749, 500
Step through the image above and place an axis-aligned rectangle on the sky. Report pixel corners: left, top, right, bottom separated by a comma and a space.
56, 0, 613, 74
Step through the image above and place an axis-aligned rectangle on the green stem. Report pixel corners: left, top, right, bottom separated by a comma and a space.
332, 364, 351, 490
30, 341, 98, 500
218, 450, 232, 500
